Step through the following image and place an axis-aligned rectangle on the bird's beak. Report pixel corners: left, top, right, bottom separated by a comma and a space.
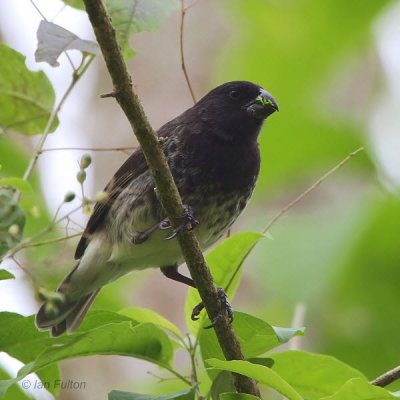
246, 89, 279, 120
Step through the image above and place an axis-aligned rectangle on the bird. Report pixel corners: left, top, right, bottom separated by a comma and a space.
35, 81, 278, 336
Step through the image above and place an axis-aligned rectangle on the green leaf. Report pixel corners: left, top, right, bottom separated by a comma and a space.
62, 0, 85, 10
185, 232, 264, 335
0, 313, 175, 396
108, 386, 196, 400
269, 351, 367, 399
0, 43, 57, 135
0, 365, 33, 400
35, 20, 100, 67
205, 358, 303, 400
220, 393, 260, 400
0, 177, 32, 193
199, 311, 304, 378
0, 311, 175, 397
210, 371, 236, 400
0, 312, 63, 397
105, 0, 179, 59
320, 378, 399, 399
119, 307, 183, 341
0, 269, 15, 280
0, 191, 25, 257
63, 0, 179, 59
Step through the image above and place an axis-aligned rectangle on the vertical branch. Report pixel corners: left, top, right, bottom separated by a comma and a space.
180, 0, 197, 104
82, 0, 261, 396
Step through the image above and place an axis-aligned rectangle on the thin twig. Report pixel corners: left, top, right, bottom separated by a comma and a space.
29, 0, 47, 20
6, 205, 83, 259
180, 0, 197, 104
263, 147, 364, 234
371, 365, 400, 387
11, 256, 41, 286
40, 146, 136, 153
24, 233, 82, 249
223, 147, 364, 297
14, 55, 95, 203
187, 334, 202, 399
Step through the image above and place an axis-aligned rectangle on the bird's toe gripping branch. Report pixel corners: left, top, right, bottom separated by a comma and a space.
191, 287, 234, 329
160, 205, 199, 240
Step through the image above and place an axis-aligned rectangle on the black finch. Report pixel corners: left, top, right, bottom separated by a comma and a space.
36, 81, 279, 336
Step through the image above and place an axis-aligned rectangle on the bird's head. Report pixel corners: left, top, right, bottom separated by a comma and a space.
194, 81, 278, 141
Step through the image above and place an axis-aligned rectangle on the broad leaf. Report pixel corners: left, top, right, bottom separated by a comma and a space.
63, 0, 178, 59
104, 0, 179, 59
206, 358, 303, 400
220, 394, 260, 400
0, 321, 175, 396
63, 0, 85, 10
0, 191, 25, 257
0, 269, 15, 280
35, 20, 100, 67
0, 311, 177, 397
185, 232, 264, 335
109, 386, 196, 400
0, 365, 33, 400
0, 177, 32, 193
210, 371, 236, 400
321, 378, 399, 400
199, 311, 304, 378
0, 43, 57, 135
119, 307, 183, 341
269, 351, 367, 399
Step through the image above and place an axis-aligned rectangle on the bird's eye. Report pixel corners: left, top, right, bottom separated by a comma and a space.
229, 90, 241, 100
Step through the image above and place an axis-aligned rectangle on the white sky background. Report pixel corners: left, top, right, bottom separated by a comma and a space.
0, 0, 399, 397
372, 0, 400, 190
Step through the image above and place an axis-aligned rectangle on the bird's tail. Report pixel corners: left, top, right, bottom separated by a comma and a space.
35, 263, 101, 337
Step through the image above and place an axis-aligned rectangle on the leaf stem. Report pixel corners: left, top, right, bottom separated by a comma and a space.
187, 334, 202, 399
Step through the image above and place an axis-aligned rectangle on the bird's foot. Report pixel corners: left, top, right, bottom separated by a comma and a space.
191, 288, 234, 329
160, 205, 199, 240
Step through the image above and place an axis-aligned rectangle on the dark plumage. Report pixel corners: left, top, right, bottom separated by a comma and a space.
36, 81, 278, 336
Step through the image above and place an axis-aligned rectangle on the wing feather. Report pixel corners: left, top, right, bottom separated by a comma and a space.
75, 149, 147, 259
74, 118, 186, 260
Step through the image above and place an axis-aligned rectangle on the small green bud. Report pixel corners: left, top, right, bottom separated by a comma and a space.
8, 224, 19, 236
80, 153, 92, 169
83, 204, 92, 215
64, 191, 76, 202
44, 302, 58, 318
37, 287, 50, 301
30, 206, 40, 218
76, 169, 86, 184
50, 292, 65, 306
95, 190, 108, 203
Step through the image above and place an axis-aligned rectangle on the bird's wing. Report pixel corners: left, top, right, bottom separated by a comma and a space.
74, 148, 148, 259
74, 118, 187, 260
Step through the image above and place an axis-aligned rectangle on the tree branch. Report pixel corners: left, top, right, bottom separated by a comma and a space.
82, 0, 261, 396
370, 365, 400, 387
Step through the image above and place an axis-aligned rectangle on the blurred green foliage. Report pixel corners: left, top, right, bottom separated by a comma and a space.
216, 0, 400, 391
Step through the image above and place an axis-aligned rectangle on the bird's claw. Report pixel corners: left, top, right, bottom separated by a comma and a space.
161, 205, 199, 240
191, 288, 233, 329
